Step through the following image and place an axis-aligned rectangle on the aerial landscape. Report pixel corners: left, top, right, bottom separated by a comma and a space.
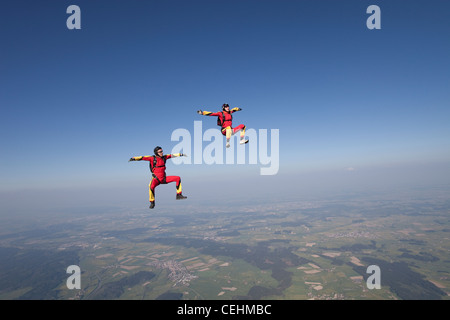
1, 0, 449, 304
1, 185, 448, 300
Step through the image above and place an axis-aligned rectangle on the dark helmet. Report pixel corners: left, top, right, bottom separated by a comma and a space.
154, 146, 163, 155
222, 103, 230, 110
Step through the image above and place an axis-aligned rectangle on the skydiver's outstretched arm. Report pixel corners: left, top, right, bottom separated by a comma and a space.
197, 110, 222, 116
165, 153, 188, 160
128, 156, 153, 162
128, 154, 187, 162
197, 108, 241, 115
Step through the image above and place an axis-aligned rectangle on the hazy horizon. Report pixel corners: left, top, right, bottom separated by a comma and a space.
1, 0, 450, 222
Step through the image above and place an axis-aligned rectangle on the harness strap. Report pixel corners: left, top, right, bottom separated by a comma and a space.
218, 111, 232, 126
152, 173, 166, 184
150, 156, 166, 171
150, 156, 167, 183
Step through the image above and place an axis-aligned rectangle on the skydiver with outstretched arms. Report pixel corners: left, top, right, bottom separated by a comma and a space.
197, 103, 248, 148
129, 146, 187, 209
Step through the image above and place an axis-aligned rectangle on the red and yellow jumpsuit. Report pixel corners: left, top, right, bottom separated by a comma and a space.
199, 108, 246, 144
130, 154, 183, 203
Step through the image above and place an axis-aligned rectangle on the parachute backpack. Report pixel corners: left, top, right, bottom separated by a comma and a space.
217, 103, 232, 127
150, 146, 167, 178
217, 111, 233, 127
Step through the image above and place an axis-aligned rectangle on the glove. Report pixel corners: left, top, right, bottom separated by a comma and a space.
128, 158, 135, 162
237, 107, 242, 111
180, 153, 188, 157
197, 110, 202, 115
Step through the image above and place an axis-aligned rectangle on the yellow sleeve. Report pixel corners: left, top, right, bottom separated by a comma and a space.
131, 156, 153, 161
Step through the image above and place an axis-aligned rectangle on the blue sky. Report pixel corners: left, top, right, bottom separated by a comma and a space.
1, 0, 450, 212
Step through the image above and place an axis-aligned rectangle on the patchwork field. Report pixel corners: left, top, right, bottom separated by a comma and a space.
1, 187, 449, 300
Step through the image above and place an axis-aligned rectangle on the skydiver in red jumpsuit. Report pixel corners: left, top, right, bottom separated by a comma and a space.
129, 146, 187, 209
197, 103, 249, 148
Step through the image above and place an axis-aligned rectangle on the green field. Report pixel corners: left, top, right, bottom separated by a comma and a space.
1, 188, 449, 300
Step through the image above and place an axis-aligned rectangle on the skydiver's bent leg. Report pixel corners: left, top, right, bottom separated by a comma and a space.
222, 125, 248, 146
221, 126, 233, 148
234, 124, 247, 144
149, 177, 160, 208
165, 176, 187, 200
